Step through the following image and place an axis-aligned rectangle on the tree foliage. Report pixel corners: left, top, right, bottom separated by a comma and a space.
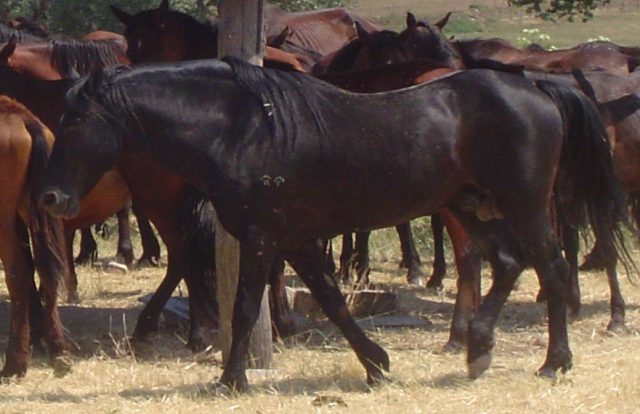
509, 0, 611, 21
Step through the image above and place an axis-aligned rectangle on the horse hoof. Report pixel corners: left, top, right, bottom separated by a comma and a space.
367, 370, 390, 387
467, 353, 492, 379
407, 275, 425, 287
136, 256, 160, 268
442, 340, 464, 354
606, 320, 629, 334
66, 291, 81, 304
536, 366, 557, 379
51, 354, 72, 378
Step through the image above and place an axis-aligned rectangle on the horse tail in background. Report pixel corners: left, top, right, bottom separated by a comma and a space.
25, 120, 68, 288
534, 79, 636, 277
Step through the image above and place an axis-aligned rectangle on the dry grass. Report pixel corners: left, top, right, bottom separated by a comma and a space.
1, 230, 640, 413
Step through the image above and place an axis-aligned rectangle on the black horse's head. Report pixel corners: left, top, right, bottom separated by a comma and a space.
39, 66, 128, 218
111, 0, 217, 63
399, 12, 463, 69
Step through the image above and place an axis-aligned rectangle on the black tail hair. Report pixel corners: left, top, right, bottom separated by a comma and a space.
535, 80, 637, 280
25, 121, 69, 291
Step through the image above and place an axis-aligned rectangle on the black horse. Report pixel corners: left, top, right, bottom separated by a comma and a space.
39, 58, 626, 391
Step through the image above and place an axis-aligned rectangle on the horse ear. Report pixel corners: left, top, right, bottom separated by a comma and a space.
354, 21, 369, 41
406, 12, 417, 29
0, 35, 17, 64
111, 5, 134, 27
269, 26, 291, 48
159, 0, 169, 12
435, 12, 452, 31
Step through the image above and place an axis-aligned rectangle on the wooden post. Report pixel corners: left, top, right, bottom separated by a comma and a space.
216, 0, 272, 369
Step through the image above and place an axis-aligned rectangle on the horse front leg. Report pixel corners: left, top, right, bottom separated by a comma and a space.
285, 240, 389, 385
218, 226, 274, 392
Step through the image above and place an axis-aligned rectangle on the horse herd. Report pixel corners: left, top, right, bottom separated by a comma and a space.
1, 0, 640, 393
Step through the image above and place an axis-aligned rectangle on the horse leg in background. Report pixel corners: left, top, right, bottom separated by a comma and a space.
440, 209, 482, 352
0, 218, 35, 379
593, 219, 627, 332
426, 214, 448, 289
62, 227, 80, 303
536, 218, 582, 317
323, 239, 336, 275
338, 232, 354, 283
396, 222, 426, 286
133, 202, 161, 266
74, 227, 97, 265
115, 203, 134, 266
578, 238, 606, 271
353, 230, 371, 285
284, 240, 389, 386
268, 256, 311, 339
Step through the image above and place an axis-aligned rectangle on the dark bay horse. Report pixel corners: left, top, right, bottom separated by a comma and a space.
337, 13, 638, 334
39, 58, 627, 389
110, 0, 307, 72
0, 96, 68, 379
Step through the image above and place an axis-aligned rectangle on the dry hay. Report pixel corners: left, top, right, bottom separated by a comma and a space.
1, 241, 640, 413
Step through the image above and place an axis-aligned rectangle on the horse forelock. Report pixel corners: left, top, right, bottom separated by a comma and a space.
223, 56, 328, 149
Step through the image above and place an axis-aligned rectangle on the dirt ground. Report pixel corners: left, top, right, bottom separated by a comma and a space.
1, 241, 640, 413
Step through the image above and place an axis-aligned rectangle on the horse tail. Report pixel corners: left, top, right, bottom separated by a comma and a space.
534, 79, 636, 278
25, 120, 68, 288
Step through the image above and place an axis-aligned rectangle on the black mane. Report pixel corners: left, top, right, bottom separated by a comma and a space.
50, 39, 123, 78
223, 56, 330, 148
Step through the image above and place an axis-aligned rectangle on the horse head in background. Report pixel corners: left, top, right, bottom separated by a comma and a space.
398, 12, 464, 69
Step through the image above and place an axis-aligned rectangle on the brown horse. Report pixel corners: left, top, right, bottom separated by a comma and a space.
454, 37, 640, 75
0, 95, 69, 379
0, 35, 128, 80
264, 3, 380, 69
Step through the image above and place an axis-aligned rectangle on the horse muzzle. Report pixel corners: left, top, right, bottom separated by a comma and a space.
39, 188, 78, 218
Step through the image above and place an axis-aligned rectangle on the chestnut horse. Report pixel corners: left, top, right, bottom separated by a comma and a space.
40, 58, 627, 390
0, 96, 68, 379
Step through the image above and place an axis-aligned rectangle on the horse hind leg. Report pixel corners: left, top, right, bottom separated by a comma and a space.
285, 240, 389, 385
